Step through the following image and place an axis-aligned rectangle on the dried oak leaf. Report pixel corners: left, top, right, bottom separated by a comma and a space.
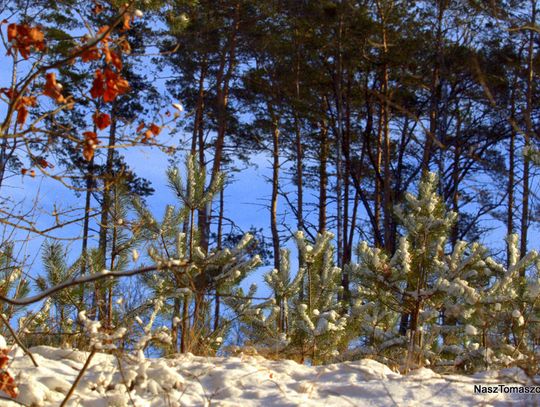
122, 13, 131, 31
83, 131, 100, 161
14, 95, 37, 126
37, 157, 53, 168
0, 370, 18, 398
0, 350, 8, 370
43, 73, 66, 103
90, 68, 129, 102
103, 44, 122, 70
103, 67, 129, 102
90, 69, 105, 99
93, 111, 111, 130
149, 123, 161, 136
7, 23, 45, 59
143, 129, 153, 142
81, 45, 101, 62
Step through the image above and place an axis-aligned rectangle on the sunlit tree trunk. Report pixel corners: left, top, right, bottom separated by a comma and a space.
520, 0, 536, 264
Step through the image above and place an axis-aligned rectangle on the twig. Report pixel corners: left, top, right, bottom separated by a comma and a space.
0, 264, 187, 306
114, 353, 137, 407
0, 313, 38, 367
59, 349, 96, 407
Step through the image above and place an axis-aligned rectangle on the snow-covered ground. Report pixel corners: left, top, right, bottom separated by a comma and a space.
3, 345, 539, 406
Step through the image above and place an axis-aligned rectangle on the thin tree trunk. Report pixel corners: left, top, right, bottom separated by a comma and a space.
214, 187, 224, 332
334, 13, 344, 273
520, 0, 536, 263
172, 297, 180, 353
294, 55, 304, 233
380, 17, 393, 254
80, 154, 94, 310
195, 62, 208, 250
206, 1, 241, 252
95, 110, 117, 321
507, 80, 517, 267
270, 111, 280, 272
181, 296, 189, 353
348, 141, 367, 259
0, 63, 18, 190
343, 70, 352, 265
0, 129, 13, 191
319, 121, 329, 233
269, 107, 282, 331
107, 193, 118, 329
374, 89, 383, 248
421, 0, 445, 173
450, 109, 461, 248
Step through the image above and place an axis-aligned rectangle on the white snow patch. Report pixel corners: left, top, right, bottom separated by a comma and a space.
0, 345, 535, 406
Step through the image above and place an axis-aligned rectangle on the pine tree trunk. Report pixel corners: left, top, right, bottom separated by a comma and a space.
450, 110, 461, 248
294, 65, 304, 234
421, 0, 445, 173
319, 121, 329, 233
106, 184, 119, 329
343, 71, 352, 266
80, 155, 94, 310
206, 1, 240, 252
269, 105, 283, 331
95, 110, 117, 321
380, 20, 393, 254
181, 296, 189, 353
214, 187, 224, 332
172, 297, 180, 353
521, 0, 536, 263
374, 92, 383, 248
507, 78, 517, 267
334, 13, 344, 272
270, 113, 280, 272
195, 62, 208, 252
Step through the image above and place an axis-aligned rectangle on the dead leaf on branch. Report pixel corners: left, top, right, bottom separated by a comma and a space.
83, 131, 100, 161
0, 349, 18, 398
90, 68, 130, 102
93, 111, 112, 130
6, 23, 45, 59
43, 73, 66, 104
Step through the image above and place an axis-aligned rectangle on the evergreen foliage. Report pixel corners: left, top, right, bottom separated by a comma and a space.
350, 173, 540, 372
239, 231, 352, 364
134, 155, 262, 354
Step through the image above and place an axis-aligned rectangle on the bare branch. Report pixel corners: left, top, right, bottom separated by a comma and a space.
0, 263, 188, 306
59, 349, 96, 407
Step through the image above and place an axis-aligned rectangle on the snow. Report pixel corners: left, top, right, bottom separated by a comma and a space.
465, 324, 478, 336
1, 344, 537, 406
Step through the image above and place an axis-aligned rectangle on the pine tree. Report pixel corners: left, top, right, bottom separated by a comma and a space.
351, 172, 540, 372
134, 155, 262, 354
239, 231, 351, 364
0, 244, 29, 335
36, 241, 82, 343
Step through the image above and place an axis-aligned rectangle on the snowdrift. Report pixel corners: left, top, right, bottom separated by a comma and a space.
3, 345, 537, 406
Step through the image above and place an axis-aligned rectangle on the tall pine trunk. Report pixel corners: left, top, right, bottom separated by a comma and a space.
95, 110, 117, 321
319, 121, 329, 233
206, 1, 241, 252
520, 0, 536, 263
